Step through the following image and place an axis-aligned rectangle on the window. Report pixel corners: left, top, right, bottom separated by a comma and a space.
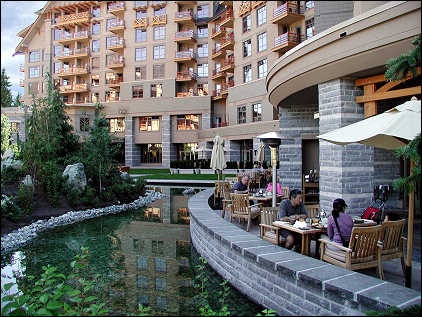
153, 26, 165, 40
137, 256, 148, 270
152, 240, 164, 255
138, 294, 149, 306
197, 64, 208, 77
155, 277, 166, 291
151, 84, 163, 97
92, 22, 100, 35
197, 44, 208, 58
108, 118, 125, 132
54, 62, 61, 74
252, 103, 262, 122
29, 67, 40, 78
258, 58, 267, 79
136, 10, 147, 19
154, 258, 166, 273
177, 114, 199, 130
54, 45, 62, 57
153, 45, 165, 59
197, 83, 208, 96
153, 64, 165, 79
28, 82, 39, 95
91, 74, 100, 86
92, 92, 100, 103
140, 116, 160, 131
305, 1, 314, 10
135, 47, 147, 61
80, 117, 90, 132
92, 40, 100, 52
257, 32, 267, 52
243, 14, 251, 33
106, 18, 116, 31
135, 66, 146, 80
92, 6, 100, 17
10, 122, 20, 133
91, 57, 100, 69
137, 275, 149, 289
197, 26, 208, 38
156, 296, 167, 311
237, 106, 246, 124
106, 36, 117, 49
197, 4, 209, 18
154, 7, 165, 16
135, 29, 147, 42
54, 28, 62, 41
243, 39, 252, 57
257, 5, 266, 25
306, 18, 315, 39
133, 238, 145, 251
29, 50, 40, 63
243, 64, 252, 83
132, 85, 144, 98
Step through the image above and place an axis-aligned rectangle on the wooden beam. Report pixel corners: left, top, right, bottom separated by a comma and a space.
356, 86, 421, 103
355, 67, 421, 86
364, 84, 377, 118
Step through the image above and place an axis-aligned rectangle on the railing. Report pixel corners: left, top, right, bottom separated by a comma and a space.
212, 47, 222, 56
238, 1, 251, 16
107, 56, 125, 66
57, 47, 90, 57
176, 70, 198, 81
108, 38, 125, 48
211, 25, 226, 36
273, 1, 300, 19
221, 32, 234, 47
252, 1, 265, 9
108, 2, 125, 11
133, 17, 148, 28
59, 65, 90, 75
109, 19, 125, 28
212, 81, 234, 97
151, 1, 166, 7
106, 78, 123, 85
212, 121, 228, 128
220, 7, 233, 23
274, 32, 298, 47
221, 56, 235, 70
134, 1, 148, 9
175, 51, 195, 59
175, 11, 194, 19
74, 83, 88, 90
151, 14, 167, 25
59, 83, 89, 92
58, 30, 90, 41
57, 11, 90, 25
175, 30, 195, 40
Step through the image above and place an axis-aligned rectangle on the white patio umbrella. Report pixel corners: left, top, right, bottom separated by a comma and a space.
256, 141, 266, 163
318, 97, 421, 288
210, 135, 227, 182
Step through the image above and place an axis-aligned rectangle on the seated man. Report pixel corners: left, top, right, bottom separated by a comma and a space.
232, 175, 249, 194
277, 189, 308, 249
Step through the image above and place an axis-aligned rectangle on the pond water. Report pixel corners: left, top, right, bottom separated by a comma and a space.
1, 186, 265, 316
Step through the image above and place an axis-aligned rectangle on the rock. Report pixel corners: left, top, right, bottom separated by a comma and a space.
1, 148, 23, 172
22, 175, 33, 187
63, 163, 87, 190
1, 149, 15, 160
120, 171, 130, 180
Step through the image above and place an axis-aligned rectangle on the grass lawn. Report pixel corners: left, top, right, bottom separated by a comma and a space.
129, 168, 170, 174
135, 173, 237, 181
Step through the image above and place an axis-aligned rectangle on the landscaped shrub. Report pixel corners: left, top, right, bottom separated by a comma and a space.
80, 186, 98, 207
38, 160, 65, 207
226, 161, 238, 169
1, 166, 26, 185
245, 161, 254, 169
1, 194, 25, 222
15, 184, 34, 215
63, 184, 82, 208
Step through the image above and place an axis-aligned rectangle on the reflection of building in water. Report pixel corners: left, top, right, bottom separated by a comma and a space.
114, 221, 194, 314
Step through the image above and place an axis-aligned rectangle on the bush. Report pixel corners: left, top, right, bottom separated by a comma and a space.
226, 161, 238, 169
80, 186, 97, 207
64, 185, 82, 208
1, 194, 25, 222
38, 161, 65, 207
15, 184, 34, 215
1, 166, 26, 185
245, 161, 254, 169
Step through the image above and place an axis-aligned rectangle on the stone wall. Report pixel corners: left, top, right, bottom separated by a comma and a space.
125, 117, 141, 166
314, 1, 354, 35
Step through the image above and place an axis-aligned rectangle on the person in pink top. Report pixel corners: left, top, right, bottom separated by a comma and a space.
266, 182, 282, 195
327, 198, 354, 247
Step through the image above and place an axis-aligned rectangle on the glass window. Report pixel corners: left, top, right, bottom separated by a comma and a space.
92, 40, 100, 52
151, 84, 163, 97
137, 256, 148, 270
155, 277, 166, 291
153, 64, 165, 79
152, 240, 164, 255
106, 18, 116, 31
153, 45, 165, 59
106, 36, 117, 49
137, 275, 149, 289
243, 64, 252, 83
92, 6, 100, 17
154, 7, 165, 16
306, 18, 315, 39
242, 14, 251, 33
197, 4, 209, 18
54, 45, 62, 57
80, 117, 90, 132
177, 114, 199, 130
29, 50, 40, 63
91, 74, 100, 86
257, 5, 266, 25
197, 26, 208, 38
252, 103, 262, 122
54, 62, 61, 74
138, 294, 149, 306
154, 258, 166, 272
257, 32, 267, 52
197, 64, 208, 77
140, 116, 160, 131
156, 296, 167, 312
10, 122, 20, 133
197, 44, 208, 58
92, 92, 100, 103
29, 67, 40, 78
135, 29, 147, 42
132, 85, 144, 98
108, 118, 125, 132
92, 22, 100, 35
258, 58, 267, 79
54, 29, 62, 41
135, 47, 147, 61
136, 10, 147, 19
153, 26, 165, 40
237, 105, 246, 124
243, 39, 252, 57
135, 66, 146, 80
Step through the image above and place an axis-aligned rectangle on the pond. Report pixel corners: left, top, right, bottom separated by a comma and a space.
1, 186, 265, 316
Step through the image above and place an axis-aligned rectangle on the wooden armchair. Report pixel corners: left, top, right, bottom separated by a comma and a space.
229, 193, 262, 232
260, 207, 286, 246
319, 225, 384, 279
305, 204, 319, 218
221, 182, 233, 219
281, 186, 290, 199
378, 219, 407, 280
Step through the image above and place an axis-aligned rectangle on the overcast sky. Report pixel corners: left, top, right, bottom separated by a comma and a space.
1, 1, 47, 98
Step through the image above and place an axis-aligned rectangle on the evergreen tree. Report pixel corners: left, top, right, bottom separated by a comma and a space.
12, 93, 22, 107
1, 68, 13, 108
1, 113, 12, 154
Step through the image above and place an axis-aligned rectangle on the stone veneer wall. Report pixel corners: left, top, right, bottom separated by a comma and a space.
125, 117, 141, 167
188, 188, 421, 316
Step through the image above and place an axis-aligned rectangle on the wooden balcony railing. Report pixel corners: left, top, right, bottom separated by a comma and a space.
274, 32, 299, 47
151, 1, 167, 8
59, 83, 89, 93
57, 47, 90, 58
238, 1, 251, 16
211, 25, 226, 38
212, 81, 234, 97
133, 1, 148, 10
106, 78, 123, 85
109, 19, 125, 29
57, 30, 90, 41
176, 91, 198, 97
252, 1, 265, 9
175, 11, 194, 20
212, 68, 225, 78
108, 2, 125, 12
133, 17, 148, 28
221, 55, 235, 72
176, 70, 198, 81
151, 14, 167, 25
57, 11, 90, 26
220, 32, 234, 49
272, 1, 303, 23
58, 65, 90, 76
108, 38, 125, 49
175, 50, 196, 60
220, 7, 233, 27
175, 30, 195, 40
107, 56, 125, 68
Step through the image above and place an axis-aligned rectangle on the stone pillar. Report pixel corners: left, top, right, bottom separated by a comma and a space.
318, 78, 373, 215
125, 117, 141, 167
252, 137, 261, 162
161, 115, 176, 168
161, 186, 171, 224
225, 140, 240, 163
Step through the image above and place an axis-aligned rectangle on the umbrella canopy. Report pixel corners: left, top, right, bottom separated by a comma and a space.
256, 142, 266, 163
210, 135, 226, 171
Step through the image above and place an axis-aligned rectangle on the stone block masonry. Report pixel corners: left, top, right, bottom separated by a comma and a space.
189, 188, 421, 316
125, 117, 141, 167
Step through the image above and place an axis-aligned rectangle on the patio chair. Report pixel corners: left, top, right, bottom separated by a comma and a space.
259, 207, 286, 246
281, 186, 290, 199
221, 182, 233, 218
214, 180, 226, 206
377, 218, 407, 280
229, 193, 262, 232
319, 225, 384, 279
305, 204, 319, 218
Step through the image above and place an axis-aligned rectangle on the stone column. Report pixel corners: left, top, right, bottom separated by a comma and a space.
161, 186, 171, 224
161, 115, 176, 168
318, 78, 373, 215
225, 140, 240, 163
252, 137, 261, 162
125, 117, 141, 167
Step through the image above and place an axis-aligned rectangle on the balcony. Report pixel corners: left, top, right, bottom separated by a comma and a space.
107, 56, 125, 69
19, 79, 24, 87
220, 56, 235, 73
106, 77, 123, 88
56, 47, 90, 60
175, 1, 196, 4
252, 1, 265, 9
19, 64, 25, 72
238, 1, 251, 17
133, 17, 148, 28
174, 11, 194, 24
219, 1, 232, 6
58, 65, 90, 77
212, 81, 234, 100
57, 11, 90, 27
57, 30, 90, 44
211, 25, 226, 39
59, 83, 89, 94
151, 1, 166, 8
220, 7, 233, 28
108, 20, 125, 34
174, 30, 196, 43
272, 32, 299, 53
133, 1, 148, 10
272, 2, 304, 24
211, 47, 225, 60
174, 50, 196, 62
211, 68, 226, 80
176, 91, 198, 97
176, 70, 197, 82
107, 38, 125, 52
151, 14, 167, 26
212, 121, 228, 128
108, 2, 125, 16
220, 32, 234, 50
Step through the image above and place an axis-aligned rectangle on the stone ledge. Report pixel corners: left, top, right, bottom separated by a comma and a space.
188, 188, 421, 316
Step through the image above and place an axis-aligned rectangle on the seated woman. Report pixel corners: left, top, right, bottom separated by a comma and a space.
326, 198, 354, 248
266, 181, 282, 195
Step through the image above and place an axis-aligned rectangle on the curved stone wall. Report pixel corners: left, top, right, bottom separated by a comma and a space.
188, 188, 421, 316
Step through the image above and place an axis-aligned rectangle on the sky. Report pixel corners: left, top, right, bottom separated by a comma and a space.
1, 1, 47, 99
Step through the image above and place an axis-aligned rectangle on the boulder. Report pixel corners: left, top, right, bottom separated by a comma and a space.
120, 171, 130, 181
1, 149, 23, 172
63, 163, 87, 190
1, 149, 15, 160
22, 175, 33, 187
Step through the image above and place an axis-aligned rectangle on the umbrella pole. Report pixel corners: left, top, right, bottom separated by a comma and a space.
405, 159, 415, 288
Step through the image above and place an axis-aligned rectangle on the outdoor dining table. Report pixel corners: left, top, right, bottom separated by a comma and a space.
249, 194, 285, 206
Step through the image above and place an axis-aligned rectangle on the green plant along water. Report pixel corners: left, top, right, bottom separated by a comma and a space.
1, 186, 266, 316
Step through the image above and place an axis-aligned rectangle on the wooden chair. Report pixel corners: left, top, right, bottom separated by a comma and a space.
259, 207, 286, 246
214, 180, 226, 206
377, 219, 407, 280
221, 182, 233, 218
229, 193, 262, 232
305, 204, 319, 218
319, 225, 384, 279
224, 176, 238, 185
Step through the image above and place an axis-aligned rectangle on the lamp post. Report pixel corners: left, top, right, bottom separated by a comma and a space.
270, 146, 277, 208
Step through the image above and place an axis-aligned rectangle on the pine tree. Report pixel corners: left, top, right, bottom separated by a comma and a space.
1, 68, 13, 108
12, 93, 22, 107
